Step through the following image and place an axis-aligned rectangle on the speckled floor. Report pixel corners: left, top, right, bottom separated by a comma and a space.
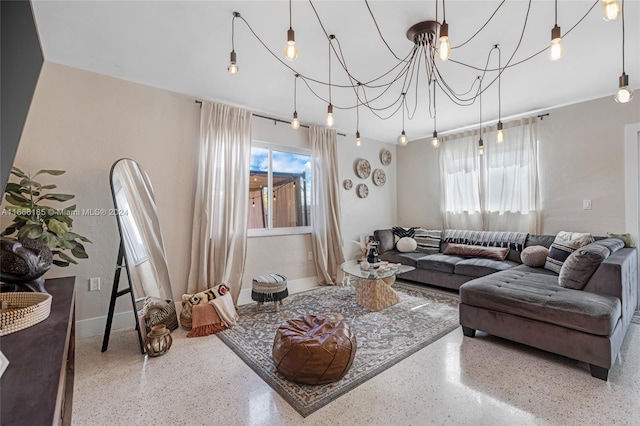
73, 316, 640, 425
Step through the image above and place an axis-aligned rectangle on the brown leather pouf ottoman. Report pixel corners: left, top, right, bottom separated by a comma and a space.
272, 314, 357, 385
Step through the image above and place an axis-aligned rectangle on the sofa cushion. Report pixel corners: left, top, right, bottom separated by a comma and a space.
521, 245, 549, 267
416, 254, 465, 274
374, 229, 395, 254
460, 269, 621, 336
590, 238, 625, 254
443, 243, 510, 261
544, 231, 593, 274
396, 237, 417, 253
379, 251, 428, 267
454, 258, 519, 278
559, 244, 609, 290
525, 234, 556, 249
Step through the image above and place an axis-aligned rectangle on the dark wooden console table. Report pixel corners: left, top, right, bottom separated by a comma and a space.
0, 276, 76, 426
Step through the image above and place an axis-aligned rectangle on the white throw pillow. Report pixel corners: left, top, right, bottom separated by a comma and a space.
396, 237, 417, 253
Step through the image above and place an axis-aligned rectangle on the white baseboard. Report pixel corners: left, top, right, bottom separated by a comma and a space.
76, 310, 138, 339
76, 276, 320, 338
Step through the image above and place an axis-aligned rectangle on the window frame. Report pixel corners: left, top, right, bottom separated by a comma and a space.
247, 140, 312, 238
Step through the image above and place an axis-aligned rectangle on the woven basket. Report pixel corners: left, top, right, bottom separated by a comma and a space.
0, 292, 52, 336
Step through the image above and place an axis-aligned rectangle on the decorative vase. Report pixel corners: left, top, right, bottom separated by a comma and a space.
144, 324, 172, 357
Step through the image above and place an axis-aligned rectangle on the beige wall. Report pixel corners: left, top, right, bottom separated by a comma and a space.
397, 94, 640, 235
5, 62, 398, 331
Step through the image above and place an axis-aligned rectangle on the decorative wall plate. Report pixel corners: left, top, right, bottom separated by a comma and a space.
380, 149, 392, 166
356, 183, 369, 198
355, 159, 371, 179
343, 179, 353, 190
373, 169, 386, 186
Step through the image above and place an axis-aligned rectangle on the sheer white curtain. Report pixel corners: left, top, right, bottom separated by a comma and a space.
439, 117, 540, 233
484, 117, 540, 233
309, 126, 345, 285
439, 130, 484, 230
187, 101, 252, 304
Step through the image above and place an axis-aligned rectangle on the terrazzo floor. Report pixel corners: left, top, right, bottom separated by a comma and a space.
73, 309, 640, 425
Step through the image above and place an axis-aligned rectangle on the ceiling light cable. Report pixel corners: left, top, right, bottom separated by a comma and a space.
496, 45, 504, 143
432, 81, 440, 148
227, 12, 240, 74
356, 83, 362, 146
478, 77, 484, 156
327, 36, 334, 126
284, 0, 299, 61
397, 93, 408, 145
615, 0, 633, 103
291, 74, 300, 129
550, 0, 563, 60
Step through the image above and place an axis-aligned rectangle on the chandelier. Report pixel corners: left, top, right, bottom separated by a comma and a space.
226, 0, 633, 147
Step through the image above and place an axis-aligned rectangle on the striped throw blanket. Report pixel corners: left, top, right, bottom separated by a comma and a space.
443, 230, 528, 251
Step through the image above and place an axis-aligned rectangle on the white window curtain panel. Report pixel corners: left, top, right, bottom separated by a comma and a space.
439, 130, 484, 230
439, 117, 540, 233
187, 101, 252, 304
309, 126, 346, 285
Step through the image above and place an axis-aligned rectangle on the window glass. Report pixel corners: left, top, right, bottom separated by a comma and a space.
248, 145, 311, 233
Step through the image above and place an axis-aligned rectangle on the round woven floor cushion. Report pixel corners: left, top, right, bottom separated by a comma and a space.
272, 314, 357, 385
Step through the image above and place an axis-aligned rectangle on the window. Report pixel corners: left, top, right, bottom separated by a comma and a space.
440, 118, 539, 232
248, 143, 311, 235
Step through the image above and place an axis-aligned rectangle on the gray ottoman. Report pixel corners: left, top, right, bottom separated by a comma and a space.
251, 274, 288, 312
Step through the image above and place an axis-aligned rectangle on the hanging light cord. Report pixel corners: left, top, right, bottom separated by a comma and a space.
479, 78, 483, 136
622, 0, 626, 73
498, 45, 502, 122
289, 0, 292, 28
555, 0, 558, 26
328, 38, 332, 104
231, 13, 236, 51
356, 84, 360, 129
294, 74, 298, 110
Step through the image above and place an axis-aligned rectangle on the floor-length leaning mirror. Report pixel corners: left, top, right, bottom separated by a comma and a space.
102, 158, 178, 354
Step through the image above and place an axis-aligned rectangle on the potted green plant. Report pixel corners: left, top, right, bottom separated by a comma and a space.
2, 167, 91, 267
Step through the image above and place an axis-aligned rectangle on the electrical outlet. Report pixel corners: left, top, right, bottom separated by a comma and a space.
583, 199, 592, 210
89, 277, 101, 291
307, 251, 313, 261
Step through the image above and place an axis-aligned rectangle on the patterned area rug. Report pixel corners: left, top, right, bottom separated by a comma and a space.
217, 281, 460, 417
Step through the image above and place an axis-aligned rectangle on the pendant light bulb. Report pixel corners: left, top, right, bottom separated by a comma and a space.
431, 131, 440, 148
496, 122, 505, 143
326, 104, 334, 127
615, 73, 634, 103
438, 21, 450, 61
478, 138, 484, 156
291, 111, 300, 129
284, 28, 299, 61
550, 25, 563, 60
356, 131, 361, 147
398, 131, 408, 146
602, 0, 621, 21
227, 50, 239, 74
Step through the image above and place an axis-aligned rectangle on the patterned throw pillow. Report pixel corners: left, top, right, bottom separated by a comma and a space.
544, 231, 593, 274
180, 284, 231, 330
414, 229, 442, 254
392, 226, 418, 239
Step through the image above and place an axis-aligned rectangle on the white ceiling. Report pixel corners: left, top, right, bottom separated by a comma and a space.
31, 1, 640, 143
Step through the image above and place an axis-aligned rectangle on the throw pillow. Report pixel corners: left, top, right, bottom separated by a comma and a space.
520, 245, 549, 268
396, 237, 417, 253
443, 243, 509, 261
392, 226, 418, 239
414, 229, 442, 254
544, 231, 593, 274
558, 243, 610, 290
374, 229, 395, 254
606, 232, 636, 247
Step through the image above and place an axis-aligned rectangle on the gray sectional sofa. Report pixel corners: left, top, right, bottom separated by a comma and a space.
373, 228, 638, 380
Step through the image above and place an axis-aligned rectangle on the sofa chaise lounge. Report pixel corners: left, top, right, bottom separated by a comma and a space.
372, 228, 638, 380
